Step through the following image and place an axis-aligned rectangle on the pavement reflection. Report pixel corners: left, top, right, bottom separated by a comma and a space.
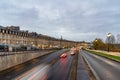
15, 64, 50, 80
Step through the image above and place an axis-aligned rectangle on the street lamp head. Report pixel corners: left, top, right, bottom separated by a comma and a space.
107, 33, 112, 37
95, 39, 98, 42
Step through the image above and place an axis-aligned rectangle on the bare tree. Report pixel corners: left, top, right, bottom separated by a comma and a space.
106, 34, 115, 44
117, 34, 120, 44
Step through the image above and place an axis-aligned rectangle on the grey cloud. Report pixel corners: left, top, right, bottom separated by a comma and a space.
0, 0, 120, 41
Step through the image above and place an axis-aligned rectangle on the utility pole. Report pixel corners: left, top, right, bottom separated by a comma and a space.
60, 36, 62, 48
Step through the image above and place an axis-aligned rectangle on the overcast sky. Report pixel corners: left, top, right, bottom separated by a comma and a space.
0, 0, 120, 42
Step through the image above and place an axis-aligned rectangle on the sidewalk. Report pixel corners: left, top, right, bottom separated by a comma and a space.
77, 52, 90, 80
91, 50, 120, 57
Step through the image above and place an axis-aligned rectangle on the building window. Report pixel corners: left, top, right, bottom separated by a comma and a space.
8, 31, 10, 34
5, 30, 8, 34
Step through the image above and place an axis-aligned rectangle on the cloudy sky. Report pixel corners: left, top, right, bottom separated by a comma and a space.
0, 0, 120, 42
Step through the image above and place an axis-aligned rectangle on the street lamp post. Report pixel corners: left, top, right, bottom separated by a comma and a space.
107, 33, 112, 52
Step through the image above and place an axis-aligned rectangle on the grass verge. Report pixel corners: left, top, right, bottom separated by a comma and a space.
86, 50, 120, 62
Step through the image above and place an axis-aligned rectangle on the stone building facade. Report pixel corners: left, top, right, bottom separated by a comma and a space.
0, 26, 77, 49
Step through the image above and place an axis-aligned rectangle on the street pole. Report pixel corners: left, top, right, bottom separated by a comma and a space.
107, 33, 112, 52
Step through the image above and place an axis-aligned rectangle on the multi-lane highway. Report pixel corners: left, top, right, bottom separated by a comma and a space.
45, 52, 75, 80
15, 51, 75, 80
0, 47, 119, 80
0, 49, 76, 80
81, 50, 120, 80
0, 49, 67, 80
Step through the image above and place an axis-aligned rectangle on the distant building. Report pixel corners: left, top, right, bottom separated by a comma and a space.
6, 26, 20, 31
0, 25, 77, 49
79, 41, 93, 49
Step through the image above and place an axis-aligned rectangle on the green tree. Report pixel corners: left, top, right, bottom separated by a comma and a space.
93, 38, 106, 50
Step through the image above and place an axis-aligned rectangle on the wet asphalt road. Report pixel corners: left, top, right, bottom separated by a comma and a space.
81, 50, 120, 80
47, 52, 75, 80
16, 51, 75, 80
0, 49, 69, 80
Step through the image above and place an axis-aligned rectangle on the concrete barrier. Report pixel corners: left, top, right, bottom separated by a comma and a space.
0, 50, 54, 71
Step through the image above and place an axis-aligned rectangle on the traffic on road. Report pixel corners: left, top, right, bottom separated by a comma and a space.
0, 49, 78, 80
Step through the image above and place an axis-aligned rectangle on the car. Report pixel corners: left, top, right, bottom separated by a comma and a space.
60, 53, 67, 58
70, 51, 75, 55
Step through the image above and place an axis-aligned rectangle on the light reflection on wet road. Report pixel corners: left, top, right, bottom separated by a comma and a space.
14, 51, 75, 80
16, 64, 50, 80
47, 53, 74, 80
0, 49, 73, 80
